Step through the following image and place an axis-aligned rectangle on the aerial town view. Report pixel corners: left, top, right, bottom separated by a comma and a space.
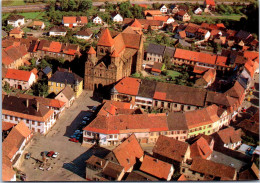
2, 0, 259, 181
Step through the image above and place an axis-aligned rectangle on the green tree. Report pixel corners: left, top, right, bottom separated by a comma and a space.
163, 55, 171, 69
61, 0, 69, 11
131, 4, 144, 19
152, 2, 161, 9
4, 24, 13, 32
68, 0, 77, 11
147, 25, 153, 35
80, 0, 92, 11
31, 79, 49, 97
119, 1, 133, 18
2, 82, 12, 94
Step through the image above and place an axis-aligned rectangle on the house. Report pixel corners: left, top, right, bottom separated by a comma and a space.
49, 26, 67, 36
179, 30, 186, 39
212, 127, 242, 150
101, 161, 125, 181
183, 158, 237, 180
36, 40, 81, 61
9, 28, 24, 38
74, 28, 93, 40
17, 93, 66, 119
86, 155, 107, 181
171, 5, 189, 14
3, 156, 16, 181
195, 69, 216, 88
93, 16, 103, 24
152, 135, 190, 171
239, 163, 260, 180
159, 4, 168, 13
189, 135, 213, 160
175, 10, 191, 22
104, 134, 144, 172
194, 7, 203, 15
235, 30, 253, 43
7, 15, 25, 27
139, 155, 174, 181
195, 28, 211, 40
146, 43, 166, 62
30, 21, 45, 30
4, 69, 36, 90
2, 94, 56, 134
37, 66, 52, 80
112, 13, 123, 23
123, 18, 164, 30
184, 23, 200, 38
82, 112, 168, 146
151, 62, 163, 75
204, 0, 216, 10
48, 69, 83, 98
2, 44, 29, 69
225, 81, 246, 106
3, 120, 33, 168
55, 85, 75, 108
2, 121, 16, 141
125, 170, 159, 181
62, 16, 88, 27
144, 10, 162, 17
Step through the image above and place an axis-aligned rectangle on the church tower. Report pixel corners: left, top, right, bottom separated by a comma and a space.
96, 28, 115, 60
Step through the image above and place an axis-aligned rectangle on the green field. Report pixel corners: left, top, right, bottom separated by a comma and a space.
192, 14, 244, 22
18, 11, 45, 19
2, 0, 26, 7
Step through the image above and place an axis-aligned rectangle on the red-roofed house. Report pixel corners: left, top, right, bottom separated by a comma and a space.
175, 10, 191, 22
9, 28, 24, 38
104, 134, 144, 172
3, 120, 33, 168
204, 0, 216, 10
62, 16, 88, 27
195, 69, 216, 88
140, 155, 174, 180
4, 69, 37, 90
190, 136, 213, 160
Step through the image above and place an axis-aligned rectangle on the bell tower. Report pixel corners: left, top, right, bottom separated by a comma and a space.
96, 28, 115, 60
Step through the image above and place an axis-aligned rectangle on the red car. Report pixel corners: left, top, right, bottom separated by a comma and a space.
69, 138, 79, 143
47, 151, 55, 157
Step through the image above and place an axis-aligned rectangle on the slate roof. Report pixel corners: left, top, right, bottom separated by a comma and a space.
49, 70, 83, 84
153, 135, 189, 163
137, 79, 157, 98
235, 30, 252, 41
42, 66, 52, 75
146, 43, 166, 55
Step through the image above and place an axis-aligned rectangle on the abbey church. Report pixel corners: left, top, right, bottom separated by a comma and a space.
84, 27, 144, 91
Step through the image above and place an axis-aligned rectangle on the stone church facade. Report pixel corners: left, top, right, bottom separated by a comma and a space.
84, 28, 144, 91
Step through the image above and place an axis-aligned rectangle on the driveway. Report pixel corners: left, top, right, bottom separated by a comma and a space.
20, 90, 101, 181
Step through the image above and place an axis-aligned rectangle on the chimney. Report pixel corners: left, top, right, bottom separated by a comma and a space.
69, 67, 71, 73
26, 99, 29, 108
36, 101, 39, 112
100, 161, 102, 166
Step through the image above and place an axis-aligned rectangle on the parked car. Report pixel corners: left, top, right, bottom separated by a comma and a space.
83, 116, 90, 121
46, 167, 52, 171
25, 153, 31, 159
82, 121, 87, 125
41, 151, 49, 156
84, 112, 92, 117
52, 152, 59, 158
47, 151, 55, 157
69, 138, 79, 142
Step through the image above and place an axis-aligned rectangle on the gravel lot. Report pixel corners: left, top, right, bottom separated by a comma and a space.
20, 90, 101, 181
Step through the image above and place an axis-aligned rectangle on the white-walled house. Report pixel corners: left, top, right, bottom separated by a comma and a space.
194, 7, 203, 15
166, 17, 175, 24
4, 69, 36, 90
112, 13, 123, 23
160, 5, 168, 13
2, 95, 56, 135
7, 15, 25, 27
93, 16, 103, 24
49, 26, 67, 36
74, 29, 93, 40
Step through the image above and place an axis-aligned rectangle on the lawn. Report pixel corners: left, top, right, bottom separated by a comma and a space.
192, 14, 244, 22
17, 11, 45, 20
165, 70, 182, 79
2, 0, 26, 7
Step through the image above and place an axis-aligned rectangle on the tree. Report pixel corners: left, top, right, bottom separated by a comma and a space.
147, 25, 153, 35
163, 55, 171, 69
31, 79, 49, 97
79, 0, 92, 11
68, 0, 77, 11
152, 2, 161, 9
4, 24, 13, 32
2, 82, 12, 94
119, 1, 133, 18
131, 4, 144, 19
61, 0, 69, 11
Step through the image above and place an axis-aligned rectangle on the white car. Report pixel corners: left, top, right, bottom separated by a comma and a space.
52, 152, 59, 158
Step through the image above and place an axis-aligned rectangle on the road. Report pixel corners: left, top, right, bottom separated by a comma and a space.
19, 90, 101, 181
2, 1, 250, 13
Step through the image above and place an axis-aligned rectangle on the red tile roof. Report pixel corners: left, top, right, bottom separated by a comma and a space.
111, 50, 120, 57
174, 49, 217, 65
153, 135, 189, 163
63, 16, 77, 24
216, 23, 225, 28
144, 10, 162, 16
97, 28, 115, 47
178, 174, 188, 181
98, 100, 131, 116
153, 16, 170, 22
32, 21, 44, 26
9, 28, 23, 34
130, 19, 143, 29
87, 46, 96, 54
140, 155, 172, 180
203, 69, 216, 83
5, 69, 33, 82
2, 122, 15, 131
83, 113, 168, 134
79, 16, 88, 23
193, 65, 209, 74
114, 77, 141, 96
112, 134, 144, 171
179, 30, 186, 38
190, 136, 213, 159
243, 51, 259, 62
15, 120, 32, 138
2, 160, 16, 181
245, 59, 259, 78
225, 81, 245, 101
49, 41, 62, 53
205, 0, 216, 6
190, 158, 236, 180
216, 127, 242, 144
215, 56, 228, 67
